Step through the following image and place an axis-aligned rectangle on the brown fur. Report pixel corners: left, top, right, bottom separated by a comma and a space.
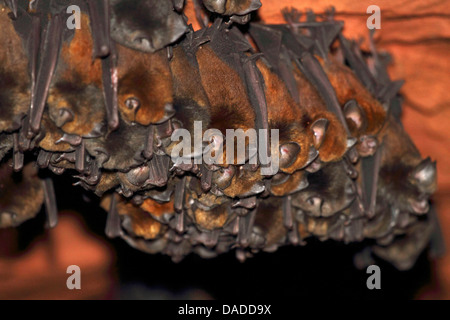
38, 114, 72, 152
270, 170, 306, 196
0, 160, 44, 228
140, 197, 175, 220
376, 113, 436, 213
256, 59, 312, 174
222, 167, 263, 198
112, 195, 165, 240
196, 45, 256, 165
48, 14, 105, 136
193, 202, 230, 230
0, 6, 30, 132
117, 45, 173, 125
292, 65, 348, 163
319, 57, 386, 137
254, 197, 286, 247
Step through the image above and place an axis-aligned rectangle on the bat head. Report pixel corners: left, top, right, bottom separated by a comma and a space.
217, 165, 265, 198
117, 46, 174, 125
343, 99, 378, 157
110, 0, 187, 53
379, 157, 437, 215
292, 161, 356, 217
0, 161, 44, 228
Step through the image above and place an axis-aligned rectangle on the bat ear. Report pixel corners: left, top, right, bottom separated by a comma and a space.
279, 142, 301, 168
310, 118, 329, 149
409, 157, 437, 193
344, 100, 366, 130
346, 137, 357, 149
202, 0, 227, 14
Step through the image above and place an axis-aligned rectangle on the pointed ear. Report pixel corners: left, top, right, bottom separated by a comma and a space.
346, 137, 357, 149
344, 100, 366, 130
410, 157, 437, 193
310, 118, 329, 149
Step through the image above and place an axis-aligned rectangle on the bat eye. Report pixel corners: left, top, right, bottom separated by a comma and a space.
279, 143, 301, 168
125, 97, 140, 111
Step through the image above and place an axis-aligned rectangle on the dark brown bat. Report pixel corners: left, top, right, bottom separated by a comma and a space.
84, 119, 148, 172
372, 219, 434, 270
250, 197, 286, 252
0, 160, 44, 228
376, 113, 437, 215
291, 160, 356, 218
110, 0, 187, 53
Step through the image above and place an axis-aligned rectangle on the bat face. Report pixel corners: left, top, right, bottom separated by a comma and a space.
85, 119, 148, 171
292, 161, 356, 217
0, 5, 30, 133
0, 160, 44, 228
377, 114, 437, 215
110, 0, 187, 53
117, 44, 174, 125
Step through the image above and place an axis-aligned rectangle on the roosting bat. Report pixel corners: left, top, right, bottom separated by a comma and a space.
110, 0, 187, 53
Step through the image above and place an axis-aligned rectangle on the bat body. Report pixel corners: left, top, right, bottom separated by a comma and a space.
110, 0, 187, 53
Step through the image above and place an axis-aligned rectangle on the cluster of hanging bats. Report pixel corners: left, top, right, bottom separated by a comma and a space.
0, 0, 440, 270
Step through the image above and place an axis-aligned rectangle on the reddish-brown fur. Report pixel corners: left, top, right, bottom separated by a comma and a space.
117, 45, 173, 125
319, 57, 386, 137
292, 64, 348, 163
256, 60, 313, 174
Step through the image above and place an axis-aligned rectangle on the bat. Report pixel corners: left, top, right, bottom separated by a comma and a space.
116, 43, 174, 126
268, 170, 308, 197
319, 56, 386, 157
251, 197, 286, 252
376, 113, 437, 215
249, 22, 351, 168
0, 160, 45, 228
256, 58, 319, 174
47, 13, 106, 138
291, 160, 356, 218
0, 5, 32, 133
109, 0, 187, 53
84, 118, 148, 171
